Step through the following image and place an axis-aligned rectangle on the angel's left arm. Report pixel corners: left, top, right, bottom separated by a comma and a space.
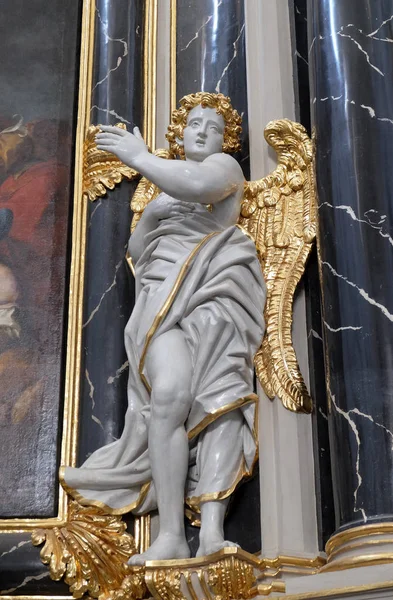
96, 126, 244, 204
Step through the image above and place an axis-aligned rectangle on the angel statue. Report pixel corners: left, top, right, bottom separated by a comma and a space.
61, 92, 315, 565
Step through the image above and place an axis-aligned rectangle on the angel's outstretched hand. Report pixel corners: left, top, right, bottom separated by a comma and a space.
95, 125, 148, 167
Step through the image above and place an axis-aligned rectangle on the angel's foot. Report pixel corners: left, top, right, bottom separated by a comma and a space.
128, 533, 191, 565
196, 532, 240, 557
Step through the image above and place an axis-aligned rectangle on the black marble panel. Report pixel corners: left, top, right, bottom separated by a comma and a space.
176, 0, 250, 179
78, 0, 144, 463
308, 0, 393, 530
288, 0, 335, 549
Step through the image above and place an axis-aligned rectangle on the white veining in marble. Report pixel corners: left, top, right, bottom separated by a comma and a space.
350, 408, 393, 450
322, 261, 393, 322
180, 0, 223, 52
308, 328, 323, 342
93, 8, 128, 90
107, 360, 129, 384
329, 388, 367, 522
295, 49, 309, 66
0, 539, 31, 560
86, 368, 95, 409
1, 571, 49, 595
91, 105, 131, 125
337, 31, 384, 76
83, 256, 124, 328
89, 199, 103, 227
215, 24, 245, 93
323, 320, 362, 333
319, 407, 328, 421
319, 202, 393, 248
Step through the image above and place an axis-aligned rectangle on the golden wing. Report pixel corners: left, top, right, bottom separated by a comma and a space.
83, 123, 139, 202
130, 148, 171, 232
239, 119, 316, 413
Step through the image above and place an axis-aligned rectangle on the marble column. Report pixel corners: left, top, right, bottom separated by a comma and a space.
308, 0, 393, 569
78, 0, 144, 462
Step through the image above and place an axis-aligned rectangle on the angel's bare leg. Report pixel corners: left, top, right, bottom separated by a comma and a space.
196, 410, 243, 557
129, 327, 192, 565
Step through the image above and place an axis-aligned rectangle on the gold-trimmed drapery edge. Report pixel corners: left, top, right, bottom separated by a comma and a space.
0, 0, 96, 533
138, 231, 219, 379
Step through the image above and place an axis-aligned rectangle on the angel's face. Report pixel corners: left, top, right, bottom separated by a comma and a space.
182, 106, 225, 162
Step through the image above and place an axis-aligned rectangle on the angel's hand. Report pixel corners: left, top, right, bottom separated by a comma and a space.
95, 125, 148, 167
144, 196, 196, 221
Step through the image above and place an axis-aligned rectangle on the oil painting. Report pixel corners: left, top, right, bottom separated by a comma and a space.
0, 0, 82, 517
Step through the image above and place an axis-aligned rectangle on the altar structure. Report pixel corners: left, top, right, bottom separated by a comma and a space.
1, 1, 393, 600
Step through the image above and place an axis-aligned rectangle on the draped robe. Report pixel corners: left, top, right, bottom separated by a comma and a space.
62, 197, 266, 520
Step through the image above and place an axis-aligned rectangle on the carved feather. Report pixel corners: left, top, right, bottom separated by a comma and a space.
238, 119, 316, 413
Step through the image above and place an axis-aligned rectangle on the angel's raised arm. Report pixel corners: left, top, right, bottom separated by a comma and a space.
96, 126, 244, 204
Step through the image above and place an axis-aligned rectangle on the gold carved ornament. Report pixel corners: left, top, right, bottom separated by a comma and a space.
31, 501, 142, 600
83, 123, 140, 201
239, 119, 316, 413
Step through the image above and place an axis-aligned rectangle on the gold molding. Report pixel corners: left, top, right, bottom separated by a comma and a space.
275, 580, 393, 600
0, 0, 96, 533
170, 0, 177, 116
322, 522, 393, 572
325, 522, 393, 555
143, 0, 158, 149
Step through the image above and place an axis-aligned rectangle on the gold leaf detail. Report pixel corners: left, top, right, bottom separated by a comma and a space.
239, 119, 316, 413
146, 568, 186, 600
207, 556, 257, 600
103, 568, 147, 600
32, 501, 136, 599
83, 123, 139, 202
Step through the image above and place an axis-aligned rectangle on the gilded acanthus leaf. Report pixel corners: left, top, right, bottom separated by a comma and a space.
83, 123, 139, 202
32, 501, 136, 600
238, 119, 316, 413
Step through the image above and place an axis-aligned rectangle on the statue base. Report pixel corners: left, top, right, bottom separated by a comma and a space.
111, 548, 265, 600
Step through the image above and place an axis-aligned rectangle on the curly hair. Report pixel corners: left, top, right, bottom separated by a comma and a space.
166, 92, 242, 158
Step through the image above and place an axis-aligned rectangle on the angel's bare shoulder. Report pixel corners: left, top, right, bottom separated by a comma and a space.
202, 153, 244, 183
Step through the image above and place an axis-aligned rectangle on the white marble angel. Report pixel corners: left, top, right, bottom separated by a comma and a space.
62, 92, 315, 564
